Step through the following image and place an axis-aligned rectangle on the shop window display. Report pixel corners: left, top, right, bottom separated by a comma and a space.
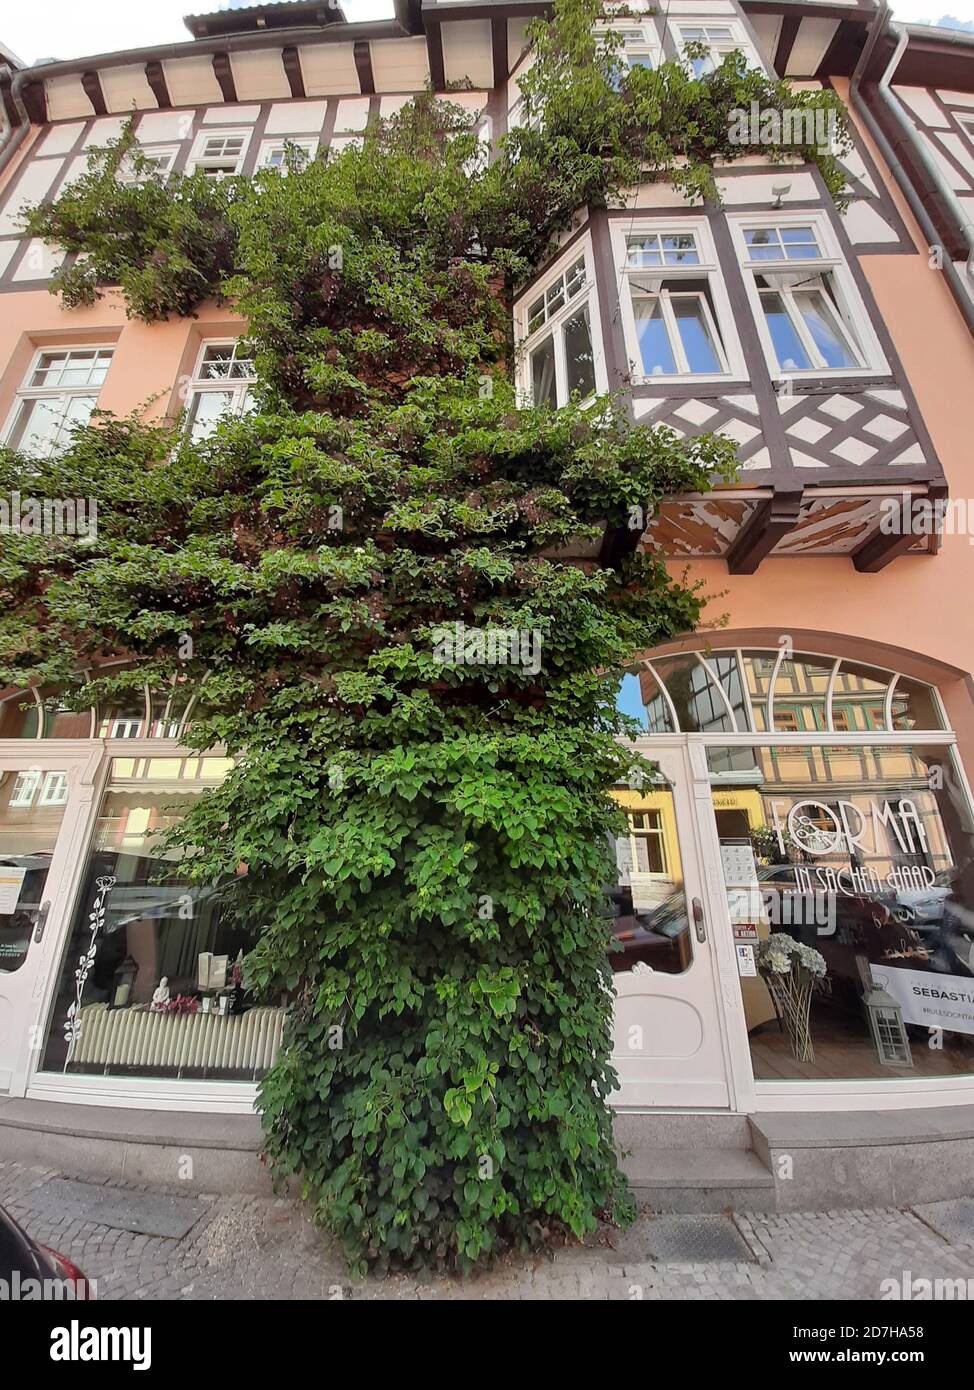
709, 743, 974, 1080
40, 756, 282, 1081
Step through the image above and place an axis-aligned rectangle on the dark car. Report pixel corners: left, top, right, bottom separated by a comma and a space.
0, 1202, 92, 1299
605, 884, 692, 973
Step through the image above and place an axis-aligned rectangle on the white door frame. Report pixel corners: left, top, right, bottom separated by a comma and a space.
650, 729, 974, 1114
21, 738, 262, 1113
611, 739, 752, 1111
0, 742, 104, 1096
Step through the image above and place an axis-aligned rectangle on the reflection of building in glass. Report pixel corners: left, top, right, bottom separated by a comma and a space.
620, 648, 943, 737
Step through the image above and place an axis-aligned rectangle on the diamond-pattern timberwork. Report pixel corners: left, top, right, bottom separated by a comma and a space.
632, 394, 772, 470
777, 389, 927, 472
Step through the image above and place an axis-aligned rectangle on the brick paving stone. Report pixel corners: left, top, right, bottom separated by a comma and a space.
3, 1157, 974, 1300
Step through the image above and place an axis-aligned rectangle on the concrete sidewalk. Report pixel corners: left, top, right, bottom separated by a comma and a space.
2, 1159, 973, 1300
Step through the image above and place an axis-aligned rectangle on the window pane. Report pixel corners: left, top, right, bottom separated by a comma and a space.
31, 352, 67, 387
564, 305, 595, 398
633, 294, 677, 375
710, 653, 750, 731
530, 335, 557, 407
8, 397, 64, 453
0, 696, 40, 738
565, 258, 586, 298
782, 226, 820, 258
773, 654, 836, 732
745, 228, 782, 260
627, 235, 662, 267
41, 758, 279, 1081
60, 352, 96, 386
61, 394, 97, 431
615, 666, 675, 733
0, 768, 69, 974
609, 786, 691, 975
760, 292, 812, 371
200, 346, 234, 379
832, 661, 892, 732
545, 279, 565, 315
90, 351, 113, 385
187, 390, 235, 440
794, 289, 858, 370
891, 678, 943, 732
662, 233, 699, 266
652, 653, 734, 733
672, 295, 721, 373
709, 743, 974, 1083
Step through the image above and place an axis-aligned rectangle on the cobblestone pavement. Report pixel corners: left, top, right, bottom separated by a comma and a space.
2, 1159, 973, 1300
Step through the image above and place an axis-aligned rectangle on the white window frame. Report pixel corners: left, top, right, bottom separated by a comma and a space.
670, 20, 762, 77
183, 340, 257, 442
595, 20, 662, 76
514, 238, 607, 407
117, 146, 179, 187
38, 770, 69, 806
2, 346, 114, 456
728, 210, 889, 381
7, 770, 42, 808
187, 128, 252, 177
625, 808, 670, 879
611, 216, 745, 384
256, 137, 317, 172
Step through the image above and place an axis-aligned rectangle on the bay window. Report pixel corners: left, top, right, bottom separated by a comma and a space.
517, 248, 603, 407
597, 22, 661, 82
616, 221, 738, 381
673, 23, 756, 76
732, 215, 885, 378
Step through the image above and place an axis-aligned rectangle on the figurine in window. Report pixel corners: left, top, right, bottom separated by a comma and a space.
151, 977, 170, 1011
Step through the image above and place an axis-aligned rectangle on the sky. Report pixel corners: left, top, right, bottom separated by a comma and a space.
1, 0, 974, 67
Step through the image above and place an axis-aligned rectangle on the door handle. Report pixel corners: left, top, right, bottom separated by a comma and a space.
32, 900, 51, 944
692, 897, 707, 944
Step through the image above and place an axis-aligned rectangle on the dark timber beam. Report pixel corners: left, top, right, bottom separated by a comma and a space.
426, 21, 446, 91
354, 41, 376, 95
491, 17, 508, 85
853, 524, 922, 573
21, 80, 46, 125
773, 15, 801, 77
282, 46, 305, 99
599, 517, 643, 569
212, 52, 237, 104
81, 70, 108, 117
145, 60, 172, 109
727, 492, 804, 575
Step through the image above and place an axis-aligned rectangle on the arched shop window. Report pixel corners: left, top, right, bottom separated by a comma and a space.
615, 648, 945, 735
614, 649, 974, 1086
0, 670, 200, 741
